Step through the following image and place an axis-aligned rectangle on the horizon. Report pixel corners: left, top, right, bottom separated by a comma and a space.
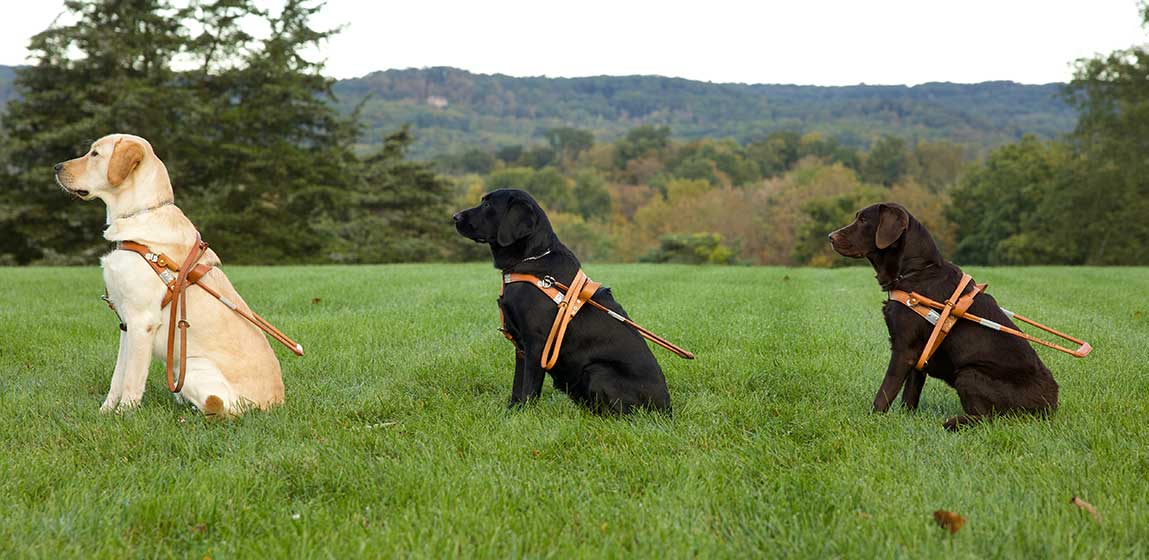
0, 61, 1072, 89
345, 65, 1070, 88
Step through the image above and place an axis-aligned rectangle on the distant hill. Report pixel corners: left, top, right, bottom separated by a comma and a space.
333, 68, 1075, 158
0, 65, 18, 106
0, 64, 1076, 159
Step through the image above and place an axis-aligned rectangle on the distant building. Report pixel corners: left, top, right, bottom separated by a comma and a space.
426, 96, 448, 108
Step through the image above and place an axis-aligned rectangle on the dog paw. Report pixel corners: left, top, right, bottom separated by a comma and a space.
201, 395, 226, 418
115, 399, 141, 413
507, 397, 536, 410
943, 415, 978, 431
99, 400, 117, 414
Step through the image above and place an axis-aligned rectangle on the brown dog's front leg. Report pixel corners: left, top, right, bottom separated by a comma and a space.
901, 370, 927, 410
508, 351, 545, 407
873, 352, 916, 413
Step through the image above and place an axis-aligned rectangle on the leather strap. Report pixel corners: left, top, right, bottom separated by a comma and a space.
888, 273, 982, 370
118, 240, 212, 308
500, 269, 694, 369
166, 233, 208, 392
539, 269, 600, 370
114, 233, 304, 393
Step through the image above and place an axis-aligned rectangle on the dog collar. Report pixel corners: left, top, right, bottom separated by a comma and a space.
502, 249, 552, 272
111, 200, 175, 222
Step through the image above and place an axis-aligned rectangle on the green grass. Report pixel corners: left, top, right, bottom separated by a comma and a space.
1, 264, 1147, 558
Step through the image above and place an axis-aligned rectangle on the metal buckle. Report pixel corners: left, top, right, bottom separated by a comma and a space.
540, 275, 556, 289
159, 270, 176, 284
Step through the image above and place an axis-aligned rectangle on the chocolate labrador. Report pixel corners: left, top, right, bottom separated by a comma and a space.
829, 203, 1058, 430
453, 189, 672, 413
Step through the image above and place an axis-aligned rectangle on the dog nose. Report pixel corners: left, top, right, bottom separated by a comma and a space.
827, 232, 836, 241
452, 212, 463, 223
53, 163, 63, 172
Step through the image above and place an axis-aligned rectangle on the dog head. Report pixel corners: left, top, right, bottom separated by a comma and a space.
828, 203, 911, 259
829, 202, 945, 288
453, 189, 556, 267
53, 134, 172, 213
54, 135, 147, 200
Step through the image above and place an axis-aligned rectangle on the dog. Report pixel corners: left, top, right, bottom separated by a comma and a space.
55, 133, 284, 416
453, 189, 672, 413
829, 203, 1058, 430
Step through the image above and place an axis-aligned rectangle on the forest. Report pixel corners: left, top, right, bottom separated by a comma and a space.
332, 68, 1075, 158
0, 0, 1145, 266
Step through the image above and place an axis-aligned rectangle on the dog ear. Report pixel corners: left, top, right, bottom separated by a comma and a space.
107, 138, 145, 187
875, 204, 909, 249
496, 199, 537, 246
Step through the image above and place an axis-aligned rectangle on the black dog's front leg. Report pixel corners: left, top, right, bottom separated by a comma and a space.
508, 351, 545, 407
873, 350, 917, 413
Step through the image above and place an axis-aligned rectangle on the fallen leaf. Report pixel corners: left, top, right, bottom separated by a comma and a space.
191, 523, 207, 535
311, 297, 322, 304
933, 509, 965, 534
1070, 495, 1102, 522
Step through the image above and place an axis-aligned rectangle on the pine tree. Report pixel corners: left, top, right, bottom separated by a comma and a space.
1, 0, 453, 264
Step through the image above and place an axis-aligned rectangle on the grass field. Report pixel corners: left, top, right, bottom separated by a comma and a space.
1, 264, 1147, 558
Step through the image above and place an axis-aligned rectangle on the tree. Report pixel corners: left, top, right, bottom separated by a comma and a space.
1, 0, 193, 262
746, 131, 801, 177
495, 144, 523, 165
912, 140, 967, 192
487, 167, 573, 213
861, 135, 916, 187
320, 127, 455, 262
0, 0, 451, 264
458, 148, 496, 174
615, 125, 671, 168
545, 127, 594, 162
571, 171, 612, 220
1061, 1, 1149, 264
946, 136, 1070, 265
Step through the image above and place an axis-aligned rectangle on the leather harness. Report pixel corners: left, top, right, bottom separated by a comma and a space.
104, 232, 304, 393
887, 272, 1092, 369
888, 273, 982, 370
500, 269, 694, 370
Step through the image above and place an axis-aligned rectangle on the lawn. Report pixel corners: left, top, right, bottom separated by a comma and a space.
0, 264, 1147, 558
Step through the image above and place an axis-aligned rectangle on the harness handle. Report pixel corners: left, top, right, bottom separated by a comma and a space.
549, 278, 695, 361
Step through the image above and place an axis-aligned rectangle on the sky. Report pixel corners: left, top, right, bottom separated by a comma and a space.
0, 0, 1145, 86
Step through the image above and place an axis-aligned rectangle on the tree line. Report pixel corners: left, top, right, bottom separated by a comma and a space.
331, 68, 1075, 159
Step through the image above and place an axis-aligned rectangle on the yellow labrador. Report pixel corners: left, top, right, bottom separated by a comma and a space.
54, 134, 284, 416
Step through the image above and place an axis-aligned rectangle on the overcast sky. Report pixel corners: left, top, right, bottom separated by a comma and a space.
1, 1, 1145, 86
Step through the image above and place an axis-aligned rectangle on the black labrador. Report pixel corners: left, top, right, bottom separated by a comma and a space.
829, 203, 1058, 430
453, 189, 672, 413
